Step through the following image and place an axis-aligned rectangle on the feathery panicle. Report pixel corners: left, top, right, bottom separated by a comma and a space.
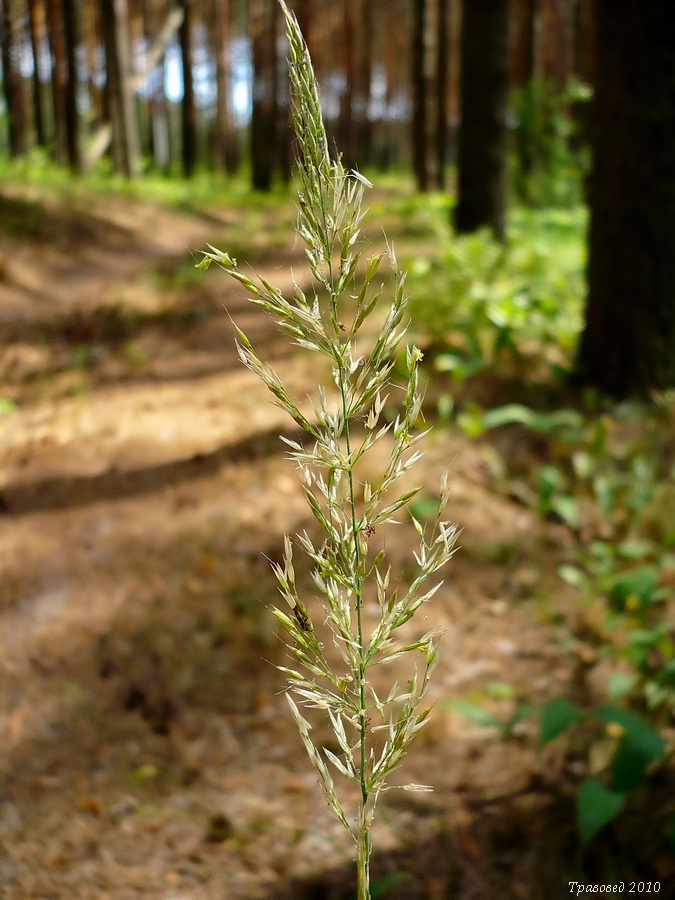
198, 3, 456, 897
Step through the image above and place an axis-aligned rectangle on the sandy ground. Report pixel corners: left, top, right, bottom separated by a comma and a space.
0, 184, 672, 899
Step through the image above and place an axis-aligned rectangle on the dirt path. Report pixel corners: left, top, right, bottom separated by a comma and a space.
0, 187, 614, 899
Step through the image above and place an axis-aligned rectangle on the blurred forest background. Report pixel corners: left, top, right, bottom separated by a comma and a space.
0, 1, 674, 899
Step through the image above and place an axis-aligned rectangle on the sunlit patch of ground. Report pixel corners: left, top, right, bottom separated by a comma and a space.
0, 185, 671, 899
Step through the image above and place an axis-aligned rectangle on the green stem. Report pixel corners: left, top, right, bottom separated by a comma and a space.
339, 359, 370, 900
356, 827, 371, 900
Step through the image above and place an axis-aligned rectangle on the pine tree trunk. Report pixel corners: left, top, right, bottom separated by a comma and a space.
576, 0, 675, 397
356, 0, 374, 166
211, 0, 238, 173
45, 0, 68, 162
100, 0, 141, 178
61, 0, 81, 172
295, 0, 312, 56
513, 0, 539, 201
1, 0, 28, 156
435, 0, 450, 189
273, 0, 291, 183
250, 0, 277, 190
128, 2, 150, 158
381, 0, 407, 169
412, 0, 428, 190
576, 0, 597, 85
179, 0, 198, 176
413, 0, 443, 192
142, 0, 171, 172
339, 0, 358, 168
83, 0, 105, 129
454, 0, 510, 240
27, 0, 47, 147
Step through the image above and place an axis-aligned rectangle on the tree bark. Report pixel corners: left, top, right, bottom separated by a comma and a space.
273, 0, 292, 182
179, 0, 198, 176
295, 0, 312, 57
61, 0, 81, 171
83, 0, 106, 129
380, 0, 408, 169
27, 0, 47, 147
454, 0, 510, 240
45, 0, 68, 162
100, 0, 141, 178
412, 0, 447, 191
339, 0, 358, 168
0, 0, 28, 156
356, 0, 374, 167
211, 0, 238, 173
513, 0, 539, 201
435, 0, 450, 189
141, 0, 175, 172
250, 0, 277, 190
576, 0, 675, 397
412, 0, 426, 189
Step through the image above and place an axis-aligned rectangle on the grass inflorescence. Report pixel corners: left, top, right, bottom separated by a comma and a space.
198, 3, 456, 897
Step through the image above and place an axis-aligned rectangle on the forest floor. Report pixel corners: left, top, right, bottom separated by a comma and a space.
0, 180, 671, 900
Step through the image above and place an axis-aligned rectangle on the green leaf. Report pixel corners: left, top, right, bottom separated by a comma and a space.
445, 699, 503, 730
486, 681, 516, 700
409, 496, 440, 522
457, 404, 486, 438
551, 494, 581, 530
608, 566, 659, 610
371, 873, 412, 899
538, 464, 565, 505
593, 706, 667, 792
505, 703, 536, 735
482, 404, 537, 429
0, 397, 17, 416
540, 697, 585, 744
577, 777, 626, 843
557, 564, 587, 589
480, 404, 584, 434
572, 450, 593, 479
592, 474, 615, 515
607, 672, 637, 701
616, 540, 654, 560
657, 659, 675, 686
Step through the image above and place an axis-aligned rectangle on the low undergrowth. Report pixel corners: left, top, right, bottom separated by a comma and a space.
406, 200, 674, 856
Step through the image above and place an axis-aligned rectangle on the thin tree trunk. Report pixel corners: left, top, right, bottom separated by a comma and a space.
435, 0, 449, 189
27, 0, 47, 147
454, 0, 510, 240
576, 0, 675, 397
45, 0, 68, 162
179, 0, 198, 176
212, 0, 238, 173
413, 0, 440, 191
83, 0, 105, 128
295, 0, 312, 57
514, 0, 539, 200
100, 0, 141, 178
576, 0, 596, 86
250, 0, 277, 190
0, 0, 28, 156
142, 0, 171, 171
61, 0, 81, 171
339, 0, 358, 167
128, 1, 150, 158
274, 0, 291, 182
412, 0, 426, 188
381, 0, 405, 169
356, 0, 373, 166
